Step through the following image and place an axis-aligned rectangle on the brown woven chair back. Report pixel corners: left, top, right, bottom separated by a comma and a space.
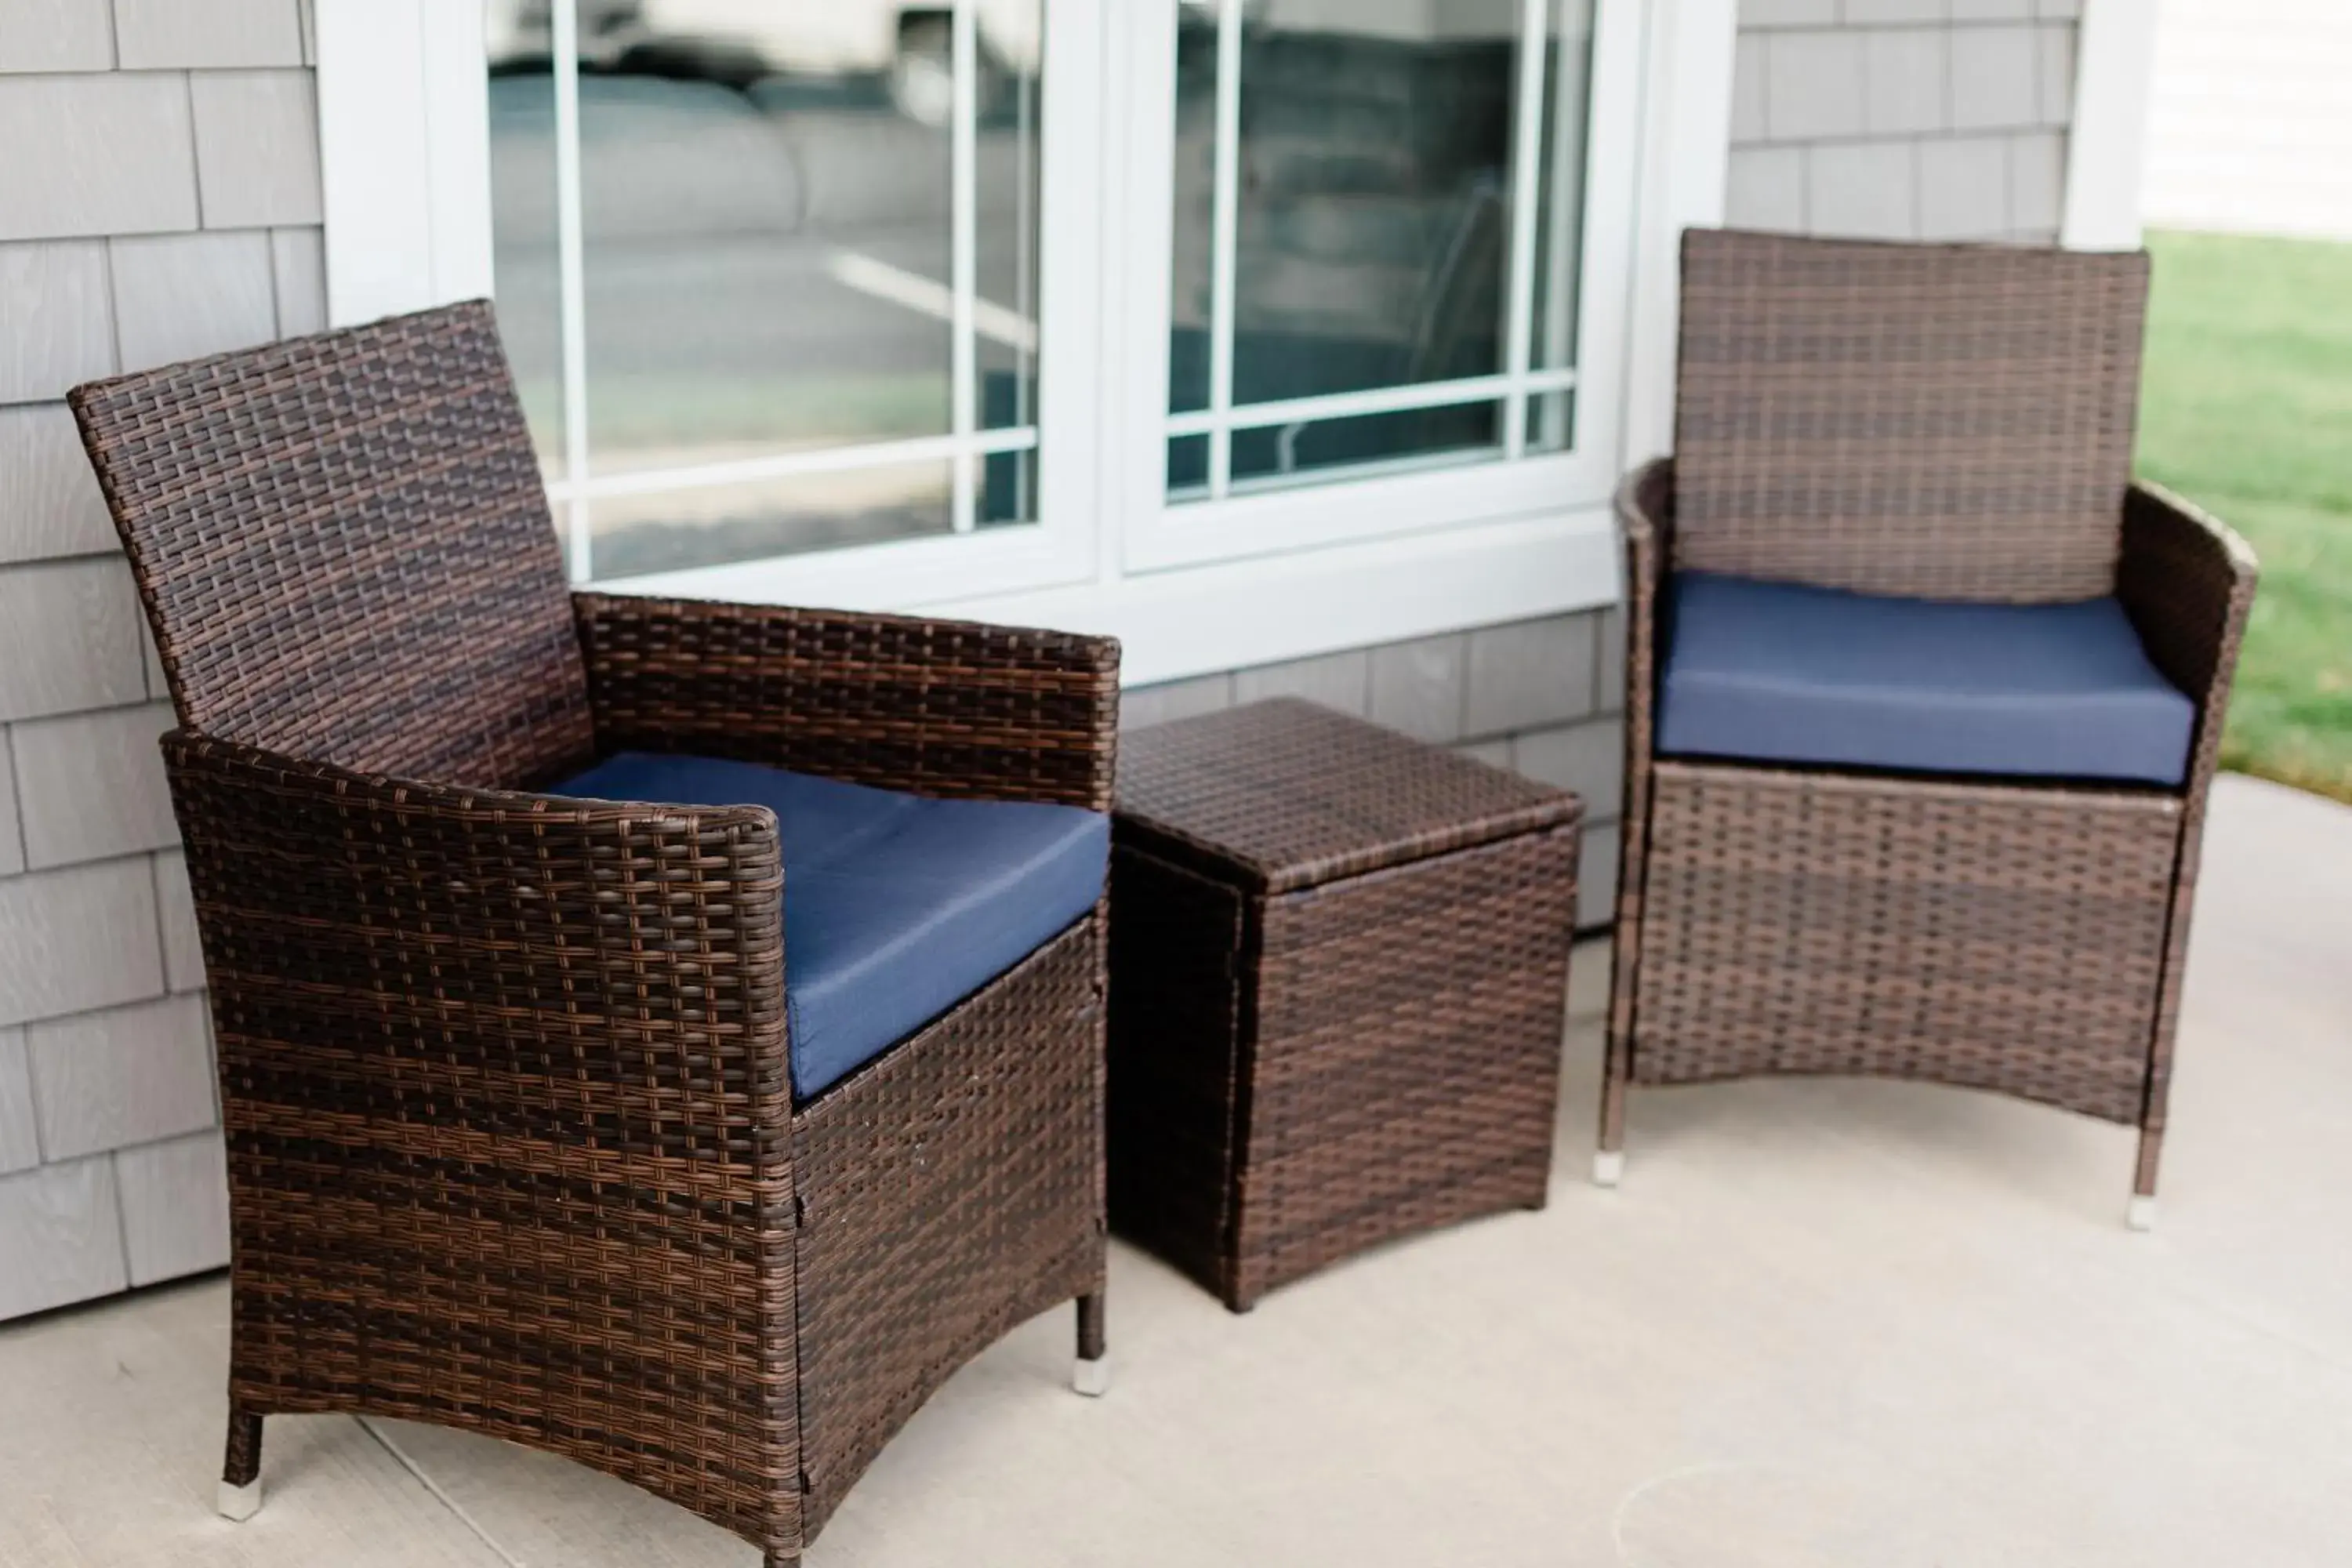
69, 301, 594, 788
1673, 228, 2151, 603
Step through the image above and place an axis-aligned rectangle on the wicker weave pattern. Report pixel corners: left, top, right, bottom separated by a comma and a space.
792, 913, 1106, 1534
69, 301, 594, 787
577, 593, 1120, 811
1675, 230, 2151, 603
72, 302, 1122, 1566
1112, 698, 1571, 891
1232, 830, 1576, 1305
1632, 762, 2178, 1121
1111, 703, 1578, 1311
165, 732, 799, 1546
1104, 850, 1249, 1294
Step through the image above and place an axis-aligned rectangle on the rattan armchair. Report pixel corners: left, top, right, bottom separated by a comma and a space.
1599, 230, 2257, 1226
69, 302, 1119, 1567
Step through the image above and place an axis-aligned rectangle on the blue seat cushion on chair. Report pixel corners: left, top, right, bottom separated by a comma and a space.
555, 753, 1109, 1099
1657, 572, 2198, 786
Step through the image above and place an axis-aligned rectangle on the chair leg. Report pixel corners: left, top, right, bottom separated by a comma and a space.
218, 1406, 263, 1521
1593, 1069, 1628, 1189
764, 1553, 801, 1567
1073, 1290, 1109, 1397
2127, 1124, 2163, 1232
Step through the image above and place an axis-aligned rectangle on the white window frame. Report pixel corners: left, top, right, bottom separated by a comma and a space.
1111, 0, 1648, 574
315, 0, 1727, 686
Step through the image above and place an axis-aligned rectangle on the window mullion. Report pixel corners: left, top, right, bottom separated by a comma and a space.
1206, 0, 1244, 500
1502, 0, 1552, 463
951, 0, 982, 534
551, 0, 592, 580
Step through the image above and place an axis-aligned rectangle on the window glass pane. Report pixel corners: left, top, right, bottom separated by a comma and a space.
589, 459, 952, 581
1166, 0, 1595, 496
577, 64, 950, 469
1169, 15, 1216, 416
487, 56, 565, 479
486, 0, 1043, 580
1172, 2, 1519, 413
978, 23, 1045, 431
1171, 401, 1501, 503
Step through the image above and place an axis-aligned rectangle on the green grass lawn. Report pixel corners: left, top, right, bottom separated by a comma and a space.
2140, 230, 2352, 803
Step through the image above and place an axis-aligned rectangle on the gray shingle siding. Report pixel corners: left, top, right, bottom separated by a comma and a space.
0, 2, 324, 1322
1728, 0, 2078, 245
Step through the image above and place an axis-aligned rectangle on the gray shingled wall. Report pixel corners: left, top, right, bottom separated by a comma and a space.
1727, 0, 2081, 244
0, 0, 321, 1319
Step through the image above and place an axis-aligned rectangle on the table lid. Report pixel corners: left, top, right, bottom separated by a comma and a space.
1115, 699, 1582, 893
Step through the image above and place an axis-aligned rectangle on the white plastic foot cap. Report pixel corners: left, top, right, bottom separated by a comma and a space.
2125, 1196, 2158, 1232
217, 1479, 263, 1523
1592, 1150, 1625, 1189
1073, 1356, 1111, 1398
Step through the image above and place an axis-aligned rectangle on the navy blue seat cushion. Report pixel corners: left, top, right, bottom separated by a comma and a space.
555, 753, 1109, 1099
1657, 572, 2197, 786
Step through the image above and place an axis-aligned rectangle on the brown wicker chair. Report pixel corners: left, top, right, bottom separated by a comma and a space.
68, 301, 1118, 1566
1599, 230, 2257, 1227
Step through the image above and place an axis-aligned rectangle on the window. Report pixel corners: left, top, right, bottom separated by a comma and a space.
1116, 0, 1639, 569
320, 0, 1668, 678
485, 0, 1088, 599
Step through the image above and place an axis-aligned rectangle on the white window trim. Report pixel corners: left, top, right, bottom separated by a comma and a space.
314, 0, 1717, 688
2063, 0, 2163, 252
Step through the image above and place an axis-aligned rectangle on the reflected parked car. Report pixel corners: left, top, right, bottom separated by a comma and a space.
485, 0, 1041, 126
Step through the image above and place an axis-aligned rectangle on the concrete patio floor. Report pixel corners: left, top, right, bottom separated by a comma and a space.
2, 772, 2346, 1568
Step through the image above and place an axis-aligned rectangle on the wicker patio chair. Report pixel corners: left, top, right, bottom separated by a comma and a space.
68, 301, 1119, 1567
1599, 230, 2257, 1228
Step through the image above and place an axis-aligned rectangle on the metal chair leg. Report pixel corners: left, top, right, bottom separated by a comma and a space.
1073, 1290, 1109, 1396
218, 1406, 263, 1521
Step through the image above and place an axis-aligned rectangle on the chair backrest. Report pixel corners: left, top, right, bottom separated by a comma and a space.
1673, 228, 2151, 603
71, 301, 595, 788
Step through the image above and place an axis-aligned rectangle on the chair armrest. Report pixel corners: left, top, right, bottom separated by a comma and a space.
1617, 457, 1676, 744
574, 593, 1121, 811
2117, 481, 2259, 784
162, 728, 792, 1167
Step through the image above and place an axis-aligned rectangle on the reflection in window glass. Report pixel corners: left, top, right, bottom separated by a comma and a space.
1170, 401, 1502, 500
1168, 0, 1595, 499
487, 0, 1043, 579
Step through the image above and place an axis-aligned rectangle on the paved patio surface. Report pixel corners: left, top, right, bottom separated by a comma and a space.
3, 773, 2347, 1568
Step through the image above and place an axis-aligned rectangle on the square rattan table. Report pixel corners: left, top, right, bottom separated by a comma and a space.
1107, 699, 1583, 1311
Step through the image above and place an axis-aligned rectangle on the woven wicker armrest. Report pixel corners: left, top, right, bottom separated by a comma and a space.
2118, 481, 2259, 730
1616, 458, 1676, 732
1618, 457, 1676, 599
162, 728, 793, 1163
575, 593, 1121, 811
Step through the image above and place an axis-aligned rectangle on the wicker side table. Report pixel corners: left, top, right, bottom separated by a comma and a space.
1109, 699, 1582, 1312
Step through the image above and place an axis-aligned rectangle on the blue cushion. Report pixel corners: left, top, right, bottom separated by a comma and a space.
555, 753, 1109, 1099
1657, 572, 2196, 786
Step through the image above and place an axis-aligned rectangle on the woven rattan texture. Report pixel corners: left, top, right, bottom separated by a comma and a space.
1604, 450, 2257, 1201
71, 301, 595, 788
1105, 850, 1249, 1294
1109, 702, 1579, 1310
1629, 763, 2179, 1121
1231, 829, 1577, 1305
74, 303, 1125, 1566
792, 913, 1107, 1535
1115, 697, 1576, 892
1675, 230, 2151, 603
578, 593, 1121, 811
168, 733, 802, 1548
